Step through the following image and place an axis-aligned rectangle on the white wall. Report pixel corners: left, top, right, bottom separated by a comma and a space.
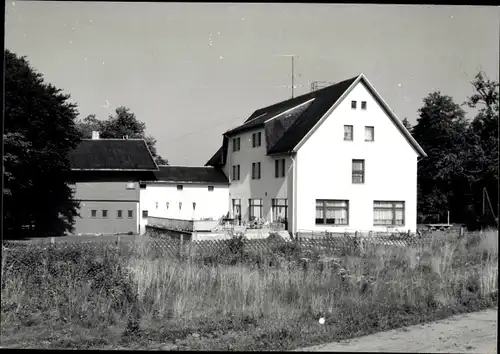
225, 129, 293, 224
139, 183, 229, 234
296, 81, 419, 233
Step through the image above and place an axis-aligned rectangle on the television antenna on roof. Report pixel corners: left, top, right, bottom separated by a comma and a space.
274, 54, 299, 98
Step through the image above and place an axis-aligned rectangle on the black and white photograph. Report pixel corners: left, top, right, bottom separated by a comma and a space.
2, 2, 498, 351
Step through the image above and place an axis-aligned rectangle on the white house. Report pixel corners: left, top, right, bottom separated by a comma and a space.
139, 166, 230, 234
205, 73, 427, 234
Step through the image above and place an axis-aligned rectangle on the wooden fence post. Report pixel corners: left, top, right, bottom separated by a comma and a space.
50, 237, 55, 244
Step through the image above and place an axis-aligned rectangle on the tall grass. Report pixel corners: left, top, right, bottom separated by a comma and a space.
1, 230, 498, 350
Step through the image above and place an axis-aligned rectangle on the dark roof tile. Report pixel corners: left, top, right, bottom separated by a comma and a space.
69, 139, 158, 170
152, 166, 229, 184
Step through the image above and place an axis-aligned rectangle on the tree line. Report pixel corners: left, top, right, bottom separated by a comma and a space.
3, 49, 498, 238
409, 72, 498, 230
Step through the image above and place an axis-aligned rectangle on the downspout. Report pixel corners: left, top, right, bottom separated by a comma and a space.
224, 133, 232, 220
290, 153, 297, 237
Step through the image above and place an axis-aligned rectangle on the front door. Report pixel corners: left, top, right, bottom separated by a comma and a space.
272, 199, 288, 231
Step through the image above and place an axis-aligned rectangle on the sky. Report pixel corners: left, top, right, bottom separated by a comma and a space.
5, 3, 499, 166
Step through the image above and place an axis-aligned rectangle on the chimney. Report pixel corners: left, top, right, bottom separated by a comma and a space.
91, 131, 100, 140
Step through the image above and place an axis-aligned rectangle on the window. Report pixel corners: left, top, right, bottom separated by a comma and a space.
177, 185, 183, 191
192, 202, 196, 210
179, 202, 182, 210
102, 210, 108, 218
351, 100, 357, 109
252, 162, 261, 179
352, 159, 365, 184
126, 182, 136, 190
232, 199, 241, 220
142, 210, 148, 218
361, 101, 367, 110
117, 210, 123, 218
252, 132, 262, 147
232, 165, 240, 181
232, 137, 240, 151
166, 202, 169, 209
139, 183, 147, 189
344, 125, 353, 141
374, 201, 405, 226
365, 126, 374, 142
208, 186, 214, 191
249, 198, 263, 221
275, 159, 285, 178
91, 210, 97, 218
155, 202, 158, 209
272, 199, 288, 223
128, 210, 133, 218
315, 200, 349, 225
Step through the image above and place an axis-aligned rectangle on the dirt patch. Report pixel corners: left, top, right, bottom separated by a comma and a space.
296, 308, 498, 353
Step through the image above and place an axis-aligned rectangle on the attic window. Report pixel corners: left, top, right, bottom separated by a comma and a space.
139, 183, 147, 189
351, 101, 357, 109
208, 186, 214, 191
361, 101, 367, 110
177, 185, 183, 191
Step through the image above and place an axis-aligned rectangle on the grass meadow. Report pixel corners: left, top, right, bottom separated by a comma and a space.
1, 229, 498, 350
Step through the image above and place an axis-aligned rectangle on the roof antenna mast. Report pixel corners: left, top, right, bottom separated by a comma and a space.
275, 54, 298, 98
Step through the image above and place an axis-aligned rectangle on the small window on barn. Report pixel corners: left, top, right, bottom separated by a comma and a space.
139, 183, 147, 189
179, 202, 182, 210
155, 202, 158, 209
351, 100, 357, 109
361, 101, 367, 110
128, 210, 133, 218
117, 210, 123, 218
208, 186, 214, 191
166, 202, 169, 209
193, 202, 196, 210
91, 210, 97, 218
177, 185, 183, 191
142, 210, 148, 218
102, 210, 108, 218
126, 182, 136, 190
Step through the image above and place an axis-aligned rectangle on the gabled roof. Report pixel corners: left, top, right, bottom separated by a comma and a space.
69, 139, 158, 171
149, 166, 229, 184
206, 73, 426, 166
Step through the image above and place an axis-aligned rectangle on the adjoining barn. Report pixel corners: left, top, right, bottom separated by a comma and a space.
69, 133, 158, 235
139, 165, 230, 235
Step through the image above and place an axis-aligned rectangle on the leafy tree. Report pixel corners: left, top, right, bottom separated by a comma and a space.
76, 107, 168, 165
4, 49, 82, 238
402, 117, 413, 133
412, 92, 469, 224
463, 72, 499, 229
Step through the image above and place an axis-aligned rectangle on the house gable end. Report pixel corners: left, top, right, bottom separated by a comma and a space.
292, 74, 427, 158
